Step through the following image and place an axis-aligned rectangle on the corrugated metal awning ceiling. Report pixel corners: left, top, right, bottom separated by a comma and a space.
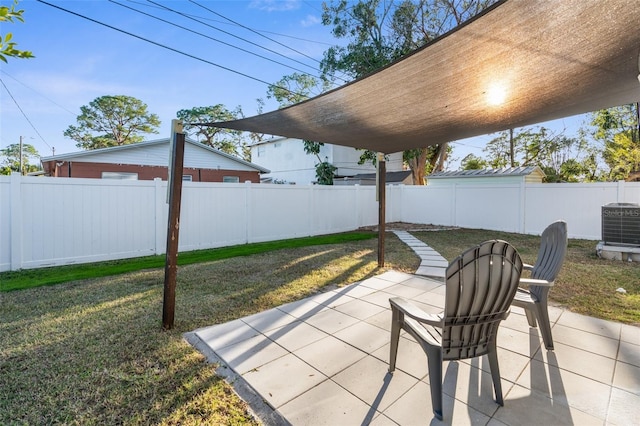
206, 0, 640, 154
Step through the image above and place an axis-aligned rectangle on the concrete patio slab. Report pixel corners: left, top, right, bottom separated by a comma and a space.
188, 233, 639, 425
189, 269, 638, 425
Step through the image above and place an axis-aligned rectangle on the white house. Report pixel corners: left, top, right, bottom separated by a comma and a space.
250, 137, 404, 184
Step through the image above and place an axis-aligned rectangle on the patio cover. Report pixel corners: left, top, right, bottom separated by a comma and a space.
205, 0, 640, 154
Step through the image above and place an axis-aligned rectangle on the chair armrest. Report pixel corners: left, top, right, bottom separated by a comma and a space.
389, 297, 443, 327
520, 278, 554, 287
523, 263, 534, 271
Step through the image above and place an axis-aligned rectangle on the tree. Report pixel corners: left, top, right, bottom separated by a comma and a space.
461, 153, 487, 170
589, 104, 640, 181
0, 142, 40, 175
0, 0, 34, 63
176, 105, 248, 159
320, 0, 496, 184
483, 126, 598, 182
64, 95, 160, 150
268, 73, 337, 184
266, 72, 328, 106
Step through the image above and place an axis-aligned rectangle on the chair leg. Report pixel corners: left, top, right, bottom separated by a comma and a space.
389, 307, 402, 372
523, 307, 538, 328
534, 302, 554, 350
424, 345, 443, 420
487, 340, 504, 406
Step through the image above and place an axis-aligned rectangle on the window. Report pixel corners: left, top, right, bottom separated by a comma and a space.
101, 172, 138, 180
223, 176, 240, 183
257, 145, 266, 157
182, 175, 193, 182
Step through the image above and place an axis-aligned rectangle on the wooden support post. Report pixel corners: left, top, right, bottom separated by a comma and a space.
163, 123, 185, 330
377, 153, 386, 267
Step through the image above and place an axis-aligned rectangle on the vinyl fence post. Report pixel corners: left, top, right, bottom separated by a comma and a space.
10, 172, 23, 271
154, 177, 164, 254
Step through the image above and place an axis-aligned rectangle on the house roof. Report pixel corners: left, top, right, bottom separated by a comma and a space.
428, 166, 545, 179
347, 170, 413, 183
203, 0, 640, 154
40, 138, 270, 173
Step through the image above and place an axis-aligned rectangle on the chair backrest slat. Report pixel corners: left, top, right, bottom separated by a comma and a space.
530, 221, 568, 300
442, 240, 522, 360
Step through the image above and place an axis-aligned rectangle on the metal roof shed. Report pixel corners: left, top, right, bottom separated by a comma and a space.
427, 166, 546, 185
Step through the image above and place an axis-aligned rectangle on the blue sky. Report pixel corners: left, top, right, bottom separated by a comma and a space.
1, 0, 339, 157
1, 0, 586, 166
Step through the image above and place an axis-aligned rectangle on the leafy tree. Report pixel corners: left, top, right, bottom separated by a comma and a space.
589, 104, 640, 181
268, 73, 336, 184
0, 142, 40, 175
266, 72, 327, 106
483, 126, 597, 182
176, 105, 248, 159
64, 95, 160, 150
320, 0, 496, 184
0, 0, 34, 63
461, 153, 487, 170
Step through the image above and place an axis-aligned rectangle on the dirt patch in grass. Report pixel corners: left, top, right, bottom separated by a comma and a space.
358, 221, 458, 232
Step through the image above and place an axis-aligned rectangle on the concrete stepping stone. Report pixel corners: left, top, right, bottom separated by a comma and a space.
392, 230, 448, 279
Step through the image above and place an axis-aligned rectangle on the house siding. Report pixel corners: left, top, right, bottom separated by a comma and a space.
40, 138, 266, 183
250, 137, 404, 184
42, 161, 260, 183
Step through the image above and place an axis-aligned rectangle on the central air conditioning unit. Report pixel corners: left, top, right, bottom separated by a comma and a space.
601, 203, 640, 246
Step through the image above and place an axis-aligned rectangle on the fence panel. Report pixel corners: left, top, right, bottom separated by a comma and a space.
247, 184, 314, 243
453, 184, 522, 232
3, 175, 640, 272
20, 177, 157, 269
523, 182, 634, 239
311, 185, 359, 234
397, 185, 455, 226
178, 182, 248, 251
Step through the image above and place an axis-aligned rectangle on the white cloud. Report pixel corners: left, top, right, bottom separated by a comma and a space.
301, 14, 321, 27
249, 0, 301, 12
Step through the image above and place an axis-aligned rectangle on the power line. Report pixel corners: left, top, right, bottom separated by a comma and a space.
188, 1, 320, 67
1, 70, 77, 116
108, 0, 323, 81
187, 0, 348, 84
145, 0, 323, 78
0, 78, 52, 152
126, 0, 335, 47
36, 0, 307, 99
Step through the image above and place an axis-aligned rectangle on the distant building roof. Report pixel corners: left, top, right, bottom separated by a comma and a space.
428, 166, 545, 179
41, 137, 270, 173
335, 170, 413, 185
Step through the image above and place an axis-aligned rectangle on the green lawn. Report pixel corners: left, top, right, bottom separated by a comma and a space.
0, 228, 637, 424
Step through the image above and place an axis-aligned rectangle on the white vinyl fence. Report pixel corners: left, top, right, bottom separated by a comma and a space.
1, 174, 638, 272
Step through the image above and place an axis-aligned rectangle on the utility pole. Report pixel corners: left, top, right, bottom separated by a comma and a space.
19, 136, 23, 175
509, 128, 514, 167
636, 102, 640, 142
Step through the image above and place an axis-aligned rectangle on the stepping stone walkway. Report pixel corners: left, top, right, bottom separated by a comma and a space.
392, 230, 448, 279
